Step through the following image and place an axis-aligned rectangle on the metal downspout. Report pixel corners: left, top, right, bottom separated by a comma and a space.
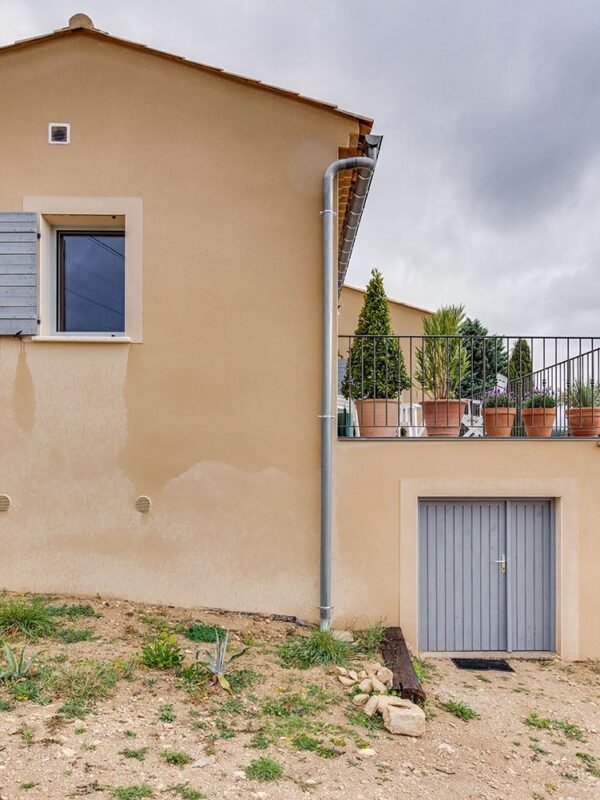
320, 154, 377, 631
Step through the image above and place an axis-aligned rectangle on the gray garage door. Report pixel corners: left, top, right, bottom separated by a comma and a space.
418, 499, 555, 653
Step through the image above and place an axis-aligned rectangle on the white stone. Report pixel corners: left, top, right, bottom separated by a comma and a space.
376, 696, 413, 712
382, 703, 426, 737
351, 693, 369, 706
363, 661, 382, 676
376, 667, 394, 685
356, 747, 377, 758
358, 670, 367, 679
358, 678, 372, 693
370, 676, 387, 694
338, 675, 356, 687
348, 670, 359, 681
333, 666, 348, 676
192, 755, 216, 768
364, 695, 381, 717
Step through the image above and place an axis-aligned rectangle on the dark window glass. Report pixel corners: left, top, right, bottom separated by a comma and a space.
58, 232, 125, 333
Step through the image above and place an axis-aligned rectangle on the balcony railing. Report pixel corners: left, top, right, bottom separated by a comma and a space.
337, 335, 600, 439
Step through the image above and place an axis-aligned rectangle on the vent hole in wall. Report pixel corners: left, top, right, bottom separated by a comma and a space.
135, 495, 151, 513
0, 495, 11, 512
49, 123, 70, 144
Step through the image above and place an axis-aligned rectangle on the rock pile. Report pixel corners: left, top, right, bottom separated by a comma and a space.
335, 661, 425, 737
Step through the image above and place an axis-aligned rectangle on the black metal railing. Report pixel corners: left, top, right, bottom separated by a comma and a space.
337, 335, 600, 439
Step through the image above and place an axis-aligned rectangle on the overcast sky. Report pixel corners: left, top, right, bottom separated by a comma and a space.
3, 1, 600, 335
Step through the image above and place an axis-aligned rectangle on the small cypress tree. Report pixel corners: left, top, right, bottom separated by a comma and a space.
459, 317, 508, 397
341, 269, 411, 400
508, 338, 534, 397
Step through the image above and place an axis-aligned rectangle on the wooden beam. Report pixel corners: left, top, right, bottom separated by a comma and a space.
381, 626, 426, 704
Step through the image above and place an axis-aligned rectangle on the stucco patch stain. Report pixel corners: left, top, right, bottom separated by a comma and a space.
12, 344, 35, 432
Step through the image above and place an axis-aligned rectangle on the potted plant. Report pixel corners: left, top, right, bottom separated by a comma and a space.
564, 379, 600, 438
341, 269, 411, 437
415, 305, 469, 436
483, 391, 516, 437
522, 393, 556, 438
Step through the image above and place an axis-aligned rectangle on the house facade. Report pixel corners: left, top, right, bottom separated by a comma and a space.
1, 15, 599, 660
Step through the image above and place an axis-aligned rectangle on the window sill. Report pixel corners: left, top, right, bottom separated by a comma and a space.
31, 336, 132, 343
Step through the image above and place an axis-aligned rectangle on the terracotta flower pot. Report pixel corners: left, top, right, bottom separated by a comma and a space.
521, 407, 556, 438
422, 399, 465, 437
483, 406, 516, 437
355, 398, 399, 437
566, 407, 600, 438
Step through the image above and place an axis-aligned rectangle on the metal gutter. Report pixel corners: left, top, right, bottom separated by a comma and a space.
337, 135, 383, 294
320, 143, 380, 631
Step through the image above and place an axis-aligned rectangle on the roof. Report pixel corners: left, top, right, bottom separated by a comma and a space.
341, 284, 432, 315
0, 13, 373, 134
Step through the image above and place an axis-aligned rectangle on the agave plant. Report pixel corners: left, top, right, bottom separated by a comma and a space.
0, 641, 39, 680
194, 630, 247, 691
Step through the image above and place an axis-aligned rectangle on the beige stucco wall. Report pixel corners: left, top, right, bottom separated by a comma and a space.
0, 32, 359, 619
338, 285, 430, 339
333, 439, 600, 659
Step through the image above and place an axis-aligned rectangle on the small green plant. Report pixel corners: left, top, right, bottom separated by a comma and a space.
185, 623, 226, 643
261, 685, 334, 718
48, 604, 99, 619
564, 379, 600, 408
292, 733, 341, 758
355, 622, 385, 657
55, 627, 95, 643
19, 783, 37, 791
124, 729, 138, 738
140, 633, 184, 670
111, 786, 153, 800
530, 742, 549, 755
576, 752, 600, 778
278, 630, 355, 669
171, 786, 206, 800
161, 749, 192, 766
346, 709, 385, 731
120, 747, 148, 760
194, 630, 247, 690
245, 757, 283, 781
483, 393, 515, 408
441, 700, 479, 721
524, 712, 583, 741
158, 703, 176, 722
412, 657, 434, 683
227, 668, 263, 693
523, 393, 556, 408
0, 698, 15, 711
0, 641, 40, 680
0, 597, 56, 638
19, 726, 34, 744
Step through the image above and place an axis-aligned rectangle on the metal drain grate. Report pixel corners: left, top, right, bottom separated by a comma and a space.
452, 658, 514, 672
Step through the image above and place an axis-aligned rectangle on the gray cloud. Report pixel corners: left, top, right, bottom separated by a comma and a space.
2, 0, 600, 335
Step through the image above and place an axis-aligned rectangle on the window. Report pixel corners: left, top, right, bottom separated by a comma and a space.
57, 231, 125, 333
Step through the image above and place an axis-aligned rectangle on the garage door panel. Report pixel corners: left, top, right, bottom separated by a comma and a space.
419, 499, 554, 653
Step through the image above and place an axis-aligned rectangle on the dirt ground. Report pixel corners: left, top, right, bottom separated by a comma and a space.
0, 593, 599, 800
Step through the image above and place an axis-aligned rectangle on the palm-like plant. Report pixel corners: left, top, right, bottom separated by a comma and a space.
415, 305, 469, 399
564, 379, 600, 408
195, 630, 247, 691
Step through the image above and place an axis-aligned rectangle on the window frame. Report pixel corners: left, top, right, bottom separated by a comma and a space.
56, 228, 126, 336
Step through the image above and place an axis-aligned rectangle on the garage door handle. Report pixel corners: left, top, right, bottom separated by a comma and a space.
495, 555, 507, 574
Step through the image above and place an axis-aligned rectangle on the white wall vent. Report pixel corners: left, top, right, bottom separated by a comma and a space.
135, 495, 151, 513
0, 495, 11, 512
48, 123, 70, 144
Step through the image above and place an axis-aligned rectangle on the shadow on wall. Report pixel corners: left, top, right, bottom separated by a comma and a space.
12, 343, 35, 433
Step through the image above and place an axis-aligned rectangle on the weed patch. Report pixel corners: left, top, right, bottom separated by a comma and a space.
158, 704, 176, 723
245, 757, 283, 781
55, 627, 95, 643
48, 604, 99, 619
161, 749, 192, 766
141, 633, 184, 670
111, 787, 153, 800
261, 684, 335, 717
185, 623, 226, 643
354, 623, 385, 657
524, 712, 584, 741
441, 700, 479, 721
0, 597, 56, 638
120, 747, 148, 760
278, 630, 355, 669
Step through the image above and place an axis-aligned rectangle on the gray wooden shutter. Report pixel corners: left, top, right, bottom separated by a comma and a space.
0, 212, 38, 335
